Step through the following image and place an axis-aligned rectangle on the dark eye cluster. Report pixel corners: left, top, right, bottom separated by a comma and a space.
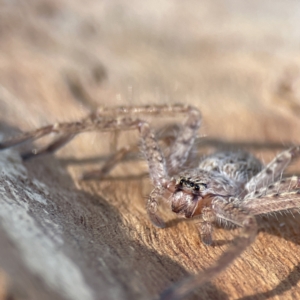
179, 178, 207, 191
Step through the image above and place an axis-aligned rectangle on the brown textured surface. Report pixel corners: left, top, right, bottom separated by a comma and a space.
1, 1, 300, 300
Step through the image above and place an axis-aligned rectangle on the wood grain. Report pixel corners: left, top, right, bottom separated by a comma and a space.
1, 1, 300, 299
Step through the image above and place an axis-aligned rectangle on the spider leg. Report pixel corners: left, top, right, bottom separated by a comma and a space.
197, 207, 215, 245
242, 178, 300, 216
21, 134, 75, 160
0, 117, 142, 153
139, 121, 170, 227
246, 146, 300, 193
160, 199, 257, 300
0, 104, 197, 157
0, 124, 57, 149
166, 107, 201, 174
139, 111, 203, 227
155, 123, 181, 147
93, 103, 194, 117
80, 146, 133, 180
139, 121, 168, 187
245, 176, 300, 200
147, 186, 166, 228
0, 104, 199, 227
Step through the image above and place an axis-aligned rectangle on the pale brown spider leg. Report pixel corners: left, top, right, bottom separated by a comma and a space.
0, 105, 196, 227
197, 207, 216, 245
246, 146, 300, 193
98, 104, 201, 176
155, 123, 181, 147
167, 107, 201, 175
0, 104, 197, 154
140, 107, 201, 227
242, 185, 300, 216
0, 125, 55, 149
139, 122, 170, 227
139, 122, 169, 187
0, 117, 142, 153
21, 134, 75, 160
147, 186, 166, 228
245, 176, 300, 200
160, 199, 257, 300
80, 145, 133, 180
94, 103, 193, 117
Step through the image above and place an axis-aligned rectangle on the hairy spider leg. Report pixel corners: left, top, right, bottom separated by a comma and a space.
140, 107, 201, 227
243, 176, 300, 215
0, 104, 196, 161
166, 107, 202, 175
245, 175, 300, 200
0, 104, 201, 228
246, 146, 300, 193
197, 206, 215, 245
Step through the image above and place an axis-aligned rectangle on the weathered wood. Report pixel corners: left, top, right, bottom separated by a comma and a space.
1, 1, 300, 300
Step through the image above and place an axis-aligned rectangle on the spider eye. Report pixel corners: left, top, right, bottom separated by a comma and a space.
194, 185, 200, 191
180, 179, 185, 185
199, 183, 207, 191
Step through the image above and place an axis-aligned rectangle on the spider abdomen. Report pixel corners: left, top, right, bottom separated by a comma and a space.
199, 150, 263, 184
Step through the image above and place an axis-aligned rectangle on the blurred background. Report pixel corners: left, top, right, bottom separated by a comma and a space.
1, 1, 300, 300
1, 0, 300, 139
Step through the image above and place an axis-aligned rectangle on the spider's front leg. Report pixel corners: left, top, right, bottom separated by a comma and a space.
140, 106, 201, 227
0, 104, 201, 226
0, 104, 200, 163
197, 207, 215, 245
165, 108, 202, 175
0, 115, 141, 159
138, 121, 170, 227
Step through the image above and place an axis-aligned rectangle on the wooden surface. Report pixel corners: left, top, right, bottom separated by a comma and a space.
1, 1, 300, 299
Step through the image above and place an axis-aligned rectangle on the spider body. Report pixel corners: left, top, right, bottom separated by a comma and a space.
205, 152, 261, 203
161, 151, 263, 245
1, 104, 300, 300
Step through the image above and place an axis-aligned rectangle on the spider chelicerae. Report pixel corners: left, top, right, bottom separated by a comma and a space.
1, 104, 300, 300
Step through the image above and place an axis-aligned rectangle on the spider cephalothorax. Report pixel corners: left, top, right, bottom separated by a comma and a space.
165, 169, 239, 219
1, 104, 300, 300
